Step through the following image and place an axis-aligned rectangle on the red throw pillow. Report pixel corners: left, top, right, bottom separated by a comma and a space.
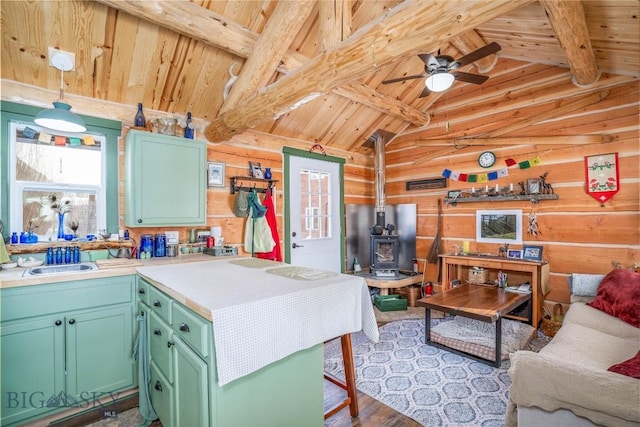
587, 269, 640, 328
608, 351, 640, 379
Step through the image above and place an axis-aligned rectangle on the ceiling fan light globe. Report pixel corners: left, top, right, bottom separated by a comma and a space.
425, 73, 455, 92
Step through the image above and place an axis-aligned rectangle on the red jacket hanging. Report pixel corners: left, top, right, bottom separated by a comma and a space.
255, 188, 282, 262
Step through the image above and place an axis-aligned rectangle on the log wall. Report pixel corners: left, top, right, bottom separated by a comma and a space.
385, 80, 640, 306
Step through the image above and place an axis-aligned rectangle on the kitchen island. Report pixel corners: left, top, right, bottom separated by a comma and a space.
137, 257, 379, 427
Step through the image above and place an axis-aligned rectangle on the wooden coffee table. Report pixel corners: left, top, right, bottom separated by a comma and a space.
416, 284, 531, 367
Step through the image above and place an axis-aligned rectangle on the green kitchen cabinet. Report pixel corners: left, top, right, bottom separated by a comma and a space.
124, 130, 207, 227
0, 316, 65, 425
138, 278, 323, 427
0, 276, 137, 426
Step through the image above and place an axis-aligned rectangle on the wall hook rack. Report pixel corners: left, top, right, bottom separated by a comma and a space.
230, 176, 277, 194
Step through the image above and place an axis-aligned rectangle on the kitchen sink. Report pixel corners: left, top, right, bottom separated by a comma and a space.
26, 262, 98, 276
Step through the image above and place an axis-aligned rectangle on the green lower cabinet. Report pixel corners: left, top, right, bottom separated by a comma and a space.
65, 306, 134, 400
0, 316, 65, 425
140, 279, 324, 427
174, 336, 209, 426
0, 276, 137, 426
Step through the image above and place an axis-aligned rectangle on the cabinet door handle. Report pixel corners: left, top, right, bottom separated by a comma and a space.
153, 300, 161, 307
138, 288, 145, 294
68, 319, 76, 325
153, 329, 162, 336
55, 320, 62, 326
179, 323, 190, 333
167, 341, 174, 348
137, 219, 143, 224
154, 381, 162, 392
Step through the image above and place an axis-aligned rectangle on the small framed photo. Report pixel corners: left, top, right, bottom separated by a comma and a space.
522, 245, 543, 261
507, 249, 523, 259
527, 178, 540, 195
207, 162, 225, 187
249, 162, 263, 179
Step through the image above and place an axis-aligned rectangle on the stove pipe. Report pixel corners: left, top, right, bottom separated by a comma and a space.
372, 133, 386, 234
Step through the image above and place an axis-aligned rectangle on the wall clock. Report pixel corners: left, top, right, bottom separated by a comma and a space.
478, 151, 496, 168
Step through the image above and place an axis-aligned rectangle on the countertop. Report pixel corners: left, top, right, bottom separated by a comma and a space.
0, 254, 226, 288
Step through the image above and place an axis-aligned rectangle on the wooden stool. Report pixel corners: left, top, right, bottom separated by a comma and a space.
323, 334, 358, 419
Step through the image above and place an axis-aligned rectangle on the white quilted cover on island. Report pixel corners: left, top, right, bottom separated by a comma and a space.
137, 259, 379, 386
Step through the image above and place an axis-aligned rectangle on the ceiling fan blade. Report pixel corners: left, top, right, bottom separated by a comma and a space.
452, 71, 489, 85
418, 53, 438, 69
382, 73, 427, 84
418, 86, 432, 98
455, 42, 501, 67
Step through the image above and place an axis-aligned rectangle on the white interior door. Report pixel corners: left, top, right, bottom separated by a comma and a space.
287, 154, 342, 272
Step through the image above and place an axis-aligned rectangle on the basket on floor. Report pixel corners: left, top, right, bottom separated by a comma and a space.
541, 303, 564, 337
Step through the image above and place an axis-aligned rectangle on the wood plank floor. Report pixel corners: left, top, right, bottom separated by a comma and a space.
324, 379, 421, 427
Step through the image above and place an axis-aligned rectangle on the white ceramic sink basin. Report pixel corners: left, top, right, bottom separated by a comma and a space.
26, 262, 98, 276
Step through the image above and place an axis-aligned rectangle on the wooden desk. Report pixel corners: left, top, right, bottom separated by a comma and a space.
439, 254, 549, 329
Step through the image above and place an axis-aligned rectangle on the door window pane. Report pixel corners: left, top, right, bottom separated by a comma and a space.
299, 169, 331, 239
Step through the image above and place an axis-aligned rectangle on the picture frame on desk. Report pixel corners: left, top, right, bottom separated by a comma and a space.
507, 249, 523, 259
522, 245, 543, 261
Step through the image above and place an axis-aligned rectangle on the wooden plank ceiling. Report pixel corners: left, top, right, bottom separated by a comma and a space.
1, 0, 638, 156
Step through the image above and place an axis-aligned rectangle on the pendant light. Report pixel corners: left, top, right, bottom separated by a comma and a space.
34, 51, 86, 133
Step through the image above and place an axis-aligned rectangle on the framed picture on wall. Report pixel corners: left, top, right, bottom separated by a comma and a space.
522, 245, 543, 261
476, 209, 523, 245
249, 162, 263, 178
527, 178, 540, 195
507, 249, 523, 259
207, 162, 225, 187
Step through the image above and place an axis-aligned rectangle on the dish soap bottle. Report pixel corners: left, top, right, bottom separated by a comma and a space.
134, 103, 146, 127
184, 112, 194, 139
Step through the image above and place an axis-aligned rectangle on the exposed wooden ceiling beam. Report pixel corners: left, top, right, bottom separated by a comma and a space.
415, 135, 613, 146
539, 0, 600, 86
221, 0, 315, 111
318, 0, 352, 51
334, 81, 430, 127
94, 0, 426, 130
204, 0, 530, 142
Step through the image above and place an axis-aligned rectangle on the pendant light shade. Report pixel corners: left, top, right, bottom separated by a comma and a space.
425, 73, 455, 92
35, 50, 86, 133
35, 101, 86, 133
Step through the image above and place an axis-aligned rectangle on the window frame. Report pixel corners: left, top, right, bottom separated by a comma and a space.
1, 101, 121, 238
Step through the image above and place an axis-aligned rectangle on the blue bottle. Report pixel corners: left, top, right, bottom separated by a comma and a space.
46, 247, 54, 265
19, 232, 26, 244
73, 246, 80, 263
11, 232, 18, 244
134, 103, 146, 127
55, 247, 63, 265
64, 247, 71, 264
184, 112, 194, 139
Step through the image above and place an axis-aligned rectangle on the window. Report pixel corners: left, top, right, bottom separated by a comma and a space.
9, 122, 107, 241
299, 169, 331, 239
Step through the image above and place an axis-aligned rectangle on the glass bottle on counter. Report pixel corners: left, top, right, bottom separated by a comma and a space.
64, 247, 71, 264
134, 103, 146, 127
73, 246, 80, 263
55, 247, 63, 265
46, 247, 54, 265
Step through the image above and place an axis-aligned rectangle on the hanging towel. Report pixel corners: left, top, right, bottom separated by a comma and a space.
132, 313, 158, 427
256, 188, 282, 262
244, 207, 275, 254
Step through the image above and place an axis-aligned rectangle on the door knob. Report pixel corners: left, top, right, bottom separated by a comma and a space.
292, 242, 304, 248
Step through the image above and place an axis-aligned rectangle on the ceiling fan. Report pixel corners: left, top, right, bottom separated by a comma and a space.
382, 42, 501, 97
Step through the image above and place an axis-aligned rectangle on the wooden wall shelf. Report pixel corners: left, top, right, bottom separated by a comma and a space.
444, 194, 559, 206
229, 176, 278, 194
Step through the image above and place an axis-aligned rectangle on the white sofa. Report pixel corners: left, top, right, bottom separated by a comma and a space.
506, 300, 640, 427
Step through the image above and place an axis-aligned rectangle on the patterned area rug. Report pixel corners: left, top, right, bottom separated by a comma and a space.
324, 318, 550, 427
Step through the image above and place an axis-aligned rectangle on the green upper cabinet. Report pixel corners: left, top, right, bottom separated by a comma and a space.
124, 130, 207, 227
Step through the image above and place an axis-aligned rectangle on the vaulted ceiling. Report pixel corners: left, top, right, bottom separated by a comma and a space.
1, 1, 638, 155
